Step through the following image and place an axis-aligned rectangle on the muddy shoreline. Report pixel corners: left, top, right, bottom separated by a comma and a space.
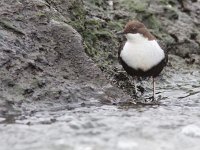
0, 0, 200, 150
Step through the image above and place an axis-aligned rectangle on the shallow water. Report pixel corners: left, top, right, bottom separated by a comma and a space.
1, 58, 200, 150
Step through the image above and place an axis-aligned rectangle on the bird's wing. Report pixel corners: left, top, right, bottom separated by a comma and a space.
157, 40, 168, 66
164, 49, 168, 66
118, 37, 126, 64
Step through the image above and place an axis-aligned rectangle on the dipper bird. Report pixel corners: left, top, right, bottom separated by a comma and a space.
118, 20, 168, 101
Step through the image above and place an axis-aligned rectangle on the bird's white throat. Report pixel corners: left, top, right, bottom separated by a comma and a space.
120, 33, 165, 71
125, 33, 149, 43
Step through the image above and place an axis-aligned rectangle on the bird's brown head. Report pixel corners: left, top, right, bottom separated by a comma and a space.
123, 21, 145, 34
118, 20, 155, 40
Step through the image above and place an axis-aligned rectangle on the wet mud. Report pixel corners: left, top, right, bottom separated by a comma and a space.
1, 55, 200, 150
0, 0, 200, 150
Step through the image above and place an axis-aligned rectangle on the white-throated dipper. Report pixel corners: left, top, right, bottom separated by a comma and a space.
118, 20, 168, 101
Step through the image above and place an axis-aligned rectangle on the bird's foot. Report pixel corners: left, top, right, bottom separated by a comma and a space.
144, 95, 161, 105
146, 96, 156, 103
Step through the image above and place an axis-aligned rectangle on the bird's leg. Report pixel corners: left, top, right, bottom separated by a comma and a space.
134, 78, 138, 95
133, 77, 139, 99
137, 77, 145, 95
146, 77, 157, 102
153, 77, 156, 101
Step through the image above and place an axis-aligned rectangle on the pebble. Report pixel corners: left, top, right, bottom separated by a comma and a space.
181, 124, 200, 138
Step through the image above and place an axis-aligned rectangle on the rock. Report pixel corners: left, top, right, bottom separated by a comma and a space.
67, 0, 199, 98
181, 124, 200, 138
0, 0, 130, 116
0, 0, 200, 115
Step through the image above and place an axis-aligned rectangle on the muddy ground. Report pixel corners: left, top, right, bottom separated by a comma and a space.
0, 0, 200, 150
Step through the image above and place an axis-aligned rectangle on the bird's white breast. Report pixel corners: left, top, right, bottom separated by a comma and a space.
120, 33, 165, 71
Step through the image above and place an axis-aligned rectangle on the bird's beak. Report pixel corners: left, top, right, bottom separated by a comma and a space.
116, 30, 124, 35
